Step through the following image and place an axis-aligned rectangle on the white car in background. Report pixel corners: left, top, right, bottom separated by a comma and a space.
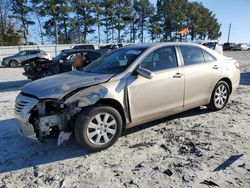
232, 43, 249, 51
194, 40, 223, 54
1, 50, 52, 67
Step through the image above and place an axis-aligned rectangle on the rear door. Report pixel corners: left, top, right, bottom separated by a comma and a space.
17, 51, 30, 62
29, 50, 40, 59
178, 45, 221, 108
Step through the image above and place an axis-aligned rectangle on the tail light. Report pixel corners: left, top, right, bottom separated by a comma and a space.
234, 62, 240, 69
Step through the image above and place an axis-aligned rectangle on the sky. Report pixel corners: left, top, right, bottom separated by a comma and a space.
151, 0, 250, 43
29, 0, 250, 44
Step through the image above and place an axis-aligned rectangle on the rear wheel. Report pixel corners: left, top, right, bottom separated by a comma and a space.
74, 106, 123, 151
208, 81, 230, 111
9, 60, 19, 67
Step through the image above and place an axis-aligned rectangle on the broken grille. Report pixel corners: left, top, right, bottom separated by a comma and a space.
15, 101, 28, 114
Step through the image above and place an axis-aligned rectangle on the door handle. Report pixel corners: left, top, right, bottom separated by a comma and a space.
173, 72, 182, 78
212, 65, 219, 69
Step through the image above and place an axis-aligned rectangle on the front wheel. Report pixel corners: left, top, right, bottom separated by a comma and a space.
74, 106, 123, 151
208, 81, 230, 111
9, 60, 19, 67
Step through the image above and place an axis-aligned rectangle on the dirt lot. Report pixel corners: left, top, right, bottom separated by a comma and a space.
0, 51, 249, 188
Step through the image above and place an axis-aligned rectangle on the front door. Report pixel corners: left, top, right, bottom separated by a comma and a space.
127, 46, 184, 122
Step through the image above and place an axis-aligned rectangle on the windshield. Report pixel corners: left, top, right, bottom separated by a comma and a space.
52, 52, 68, 62
83, 47, 147, 74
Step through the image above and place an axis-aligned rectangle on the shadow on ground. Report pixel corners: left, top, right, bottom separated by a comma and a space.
213, 154, 244, 172
240, 72, 250, 85
0, 107, 211, 173
0, 119, 88, 173
0, 80, 31, 92
123, 107, 211, 136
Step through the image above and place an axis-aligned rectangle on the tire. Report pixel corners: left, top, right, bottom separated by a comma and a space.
41, 69, 53, 77
208, 81, 230, 111
74, 106, 123, 151
9, 60, 19, 68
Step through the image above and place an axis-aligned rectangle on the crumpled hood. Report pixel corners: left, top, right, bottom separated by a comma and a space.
21, 71, 114, 99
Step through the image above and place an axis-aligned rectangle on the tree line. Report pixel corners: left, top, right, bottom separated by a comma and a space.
0, 0, 221, 46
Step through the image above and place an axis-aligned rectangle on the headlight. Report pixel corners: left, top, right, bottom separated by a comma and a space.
36, 100, 65, 115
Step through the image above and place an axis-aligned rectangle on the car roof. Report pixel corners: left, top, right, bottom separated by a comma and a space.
19, 49, 39, 52
124, 42, 208, 49
62, 49, 100, 53
193, 40, 219, 44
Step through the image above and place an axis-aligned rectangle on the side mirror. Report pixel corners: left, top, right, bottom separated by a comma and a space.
136, 67, 154, 79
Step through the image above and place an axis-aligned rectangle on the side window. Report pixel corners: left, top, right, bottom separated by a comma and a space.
203, 50, 216, 62
85, 52, 100, 61
19, 51, 27, 56
29, 50, 39, 55
179, 46, 205, 66
66, 53, 81, 62
206, 42, 216, 50
140, 46, 178, 72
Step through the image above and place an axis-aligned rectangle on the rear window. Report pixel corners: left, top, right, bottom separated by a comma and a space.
179, 45, 205, 66
205, 42, 216, 49
203, 50, 216, 62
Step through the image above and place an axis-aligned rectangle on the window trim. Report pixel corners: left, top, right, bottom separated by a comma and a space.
137, 45, 180, 73
177, 45, 209, 66
201, 49, 217, 63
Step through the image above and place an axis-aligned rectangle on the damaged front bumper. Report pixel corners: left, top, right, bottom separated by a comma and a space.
15, 93, 39, 140
14, 93, 77, 144
14, 85, 108, 144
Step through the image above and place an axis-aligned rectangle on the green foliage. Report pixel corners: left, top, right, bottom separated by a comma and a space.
11, 0, 35, 44
2, 0, 222, 45
32, 0, 72, 44
71, 0, 96, 43
157, 0, 221, 41
0, 0, 22, 46
134, 0, 155, 43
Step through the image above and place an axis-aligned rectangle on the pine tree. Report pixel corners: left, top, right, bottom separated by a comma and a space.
133, 0, 154, 43
32, 0, 72, 44
11, 0, 35, 44
71, 0, 96, 43
0, 0, 21, 46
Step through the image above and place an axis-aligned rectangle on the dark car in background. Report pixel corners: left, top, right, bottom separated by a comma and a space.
1, 50, 52, 67
100, 43, 123, 51
223, 42, 236, 51
72, 44, 95, 50
22, 49, 106, 80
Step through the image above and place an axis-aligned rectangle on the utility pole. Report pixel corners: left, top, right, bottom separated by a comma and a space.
227, 23, 231, 42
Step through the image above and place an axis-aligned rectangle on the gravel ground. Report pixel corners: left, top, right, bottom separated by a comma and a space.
0, 51, 250, 188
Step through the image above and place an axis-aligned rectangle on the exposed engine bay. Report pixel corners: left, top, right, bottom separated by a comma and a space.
16, 84, 109, 145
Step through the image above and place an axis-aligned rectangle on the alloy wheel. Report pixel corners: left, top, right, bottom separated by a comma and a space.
214, 84, 228, 108
86, 113, 117, 145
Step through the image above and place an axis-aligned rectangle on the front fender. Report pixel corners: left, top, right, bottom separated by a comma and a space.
64, 85, 108, 107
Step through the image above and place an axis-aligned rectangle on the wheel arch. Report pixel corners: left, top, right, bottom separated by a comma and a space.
95, 98, 127, 128
8, 59, 19, 66
219, 77, 232, 94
